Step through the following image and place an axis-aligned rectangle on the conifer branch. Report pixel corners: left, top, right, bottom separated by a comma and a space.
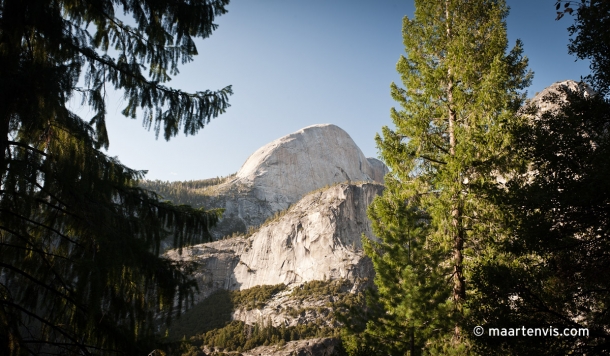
429, 140, 450, 154
0, 262, 83, 314
419, 155, 447, 165
7, 141, 48, 157
0, 299, 99, 355
0, 242, 74, 261
0, 209, 83, 247
0, 0, 229, 352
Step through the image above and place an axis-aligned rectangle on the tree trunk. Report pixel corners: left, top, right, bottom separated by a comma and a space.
445, 0, 466, 341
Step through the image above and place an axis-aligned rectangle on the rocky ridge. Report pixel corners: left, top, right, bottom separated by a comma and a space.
198, 338, 340, 356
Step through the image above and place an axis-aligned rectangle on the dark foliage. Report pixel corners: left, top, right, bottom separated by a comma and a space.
166, 280, 362, 355
189, 320, 338, 354
469, 3, 610, 354
470, 86, 610, 355
568, 0, 610, 97
0, 0, 232, 354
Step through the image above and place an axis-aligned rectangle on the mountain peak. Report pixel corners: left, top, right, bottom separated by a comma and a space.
202, 124, 387, 238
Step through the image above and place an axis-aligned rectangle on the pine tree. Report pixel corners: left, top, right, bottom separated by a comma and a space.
0, 0, 231, 354
360, 0, 531, 353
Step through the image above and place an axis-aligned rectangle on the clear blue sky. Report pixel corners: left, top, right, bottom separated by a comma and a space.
87, 0, 590, 182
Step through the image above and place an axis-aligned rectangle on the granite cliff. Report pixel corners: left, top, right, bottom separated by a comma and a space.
194, 124, 388, 239
165, 182, 381, 355
166, 182, 382, 303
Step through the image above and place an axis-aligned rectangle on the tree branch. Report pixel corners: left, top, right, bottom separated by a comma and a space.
420, 155, 447, 165
7, 141, 49, 157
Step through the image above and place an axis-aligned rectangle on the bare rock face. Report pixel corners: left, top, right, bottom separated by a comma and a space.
235, 123, 384, 199
166, 182, 382, 302
366, 157, 389, 183
198, 124, 387, 239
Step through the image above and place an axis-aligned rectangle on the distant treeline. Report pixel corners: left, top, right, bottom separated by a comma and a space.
140, 174, 235, 206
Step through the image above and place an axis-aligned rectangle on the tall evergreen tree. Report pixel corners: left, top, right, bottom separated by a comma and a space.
0, 0, 231, 354
358, 0, 531, 353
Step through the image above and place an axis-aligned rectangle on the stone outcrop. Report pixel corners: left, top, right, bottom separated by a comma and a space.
166, 182, 382, 303
230, 285, 333, 329
196, 124, 387, 239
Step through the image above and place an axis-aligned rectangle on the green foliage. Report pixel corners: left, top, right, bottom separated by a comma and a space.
339, 287, 406, 355
350, 0, 532, 354
0, 0, 232, 354
285, 280, 362, 327
290, 280, 350, 301
232, 284, 287, 311
166, 280, 366, 355
189, 320, 338, 354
